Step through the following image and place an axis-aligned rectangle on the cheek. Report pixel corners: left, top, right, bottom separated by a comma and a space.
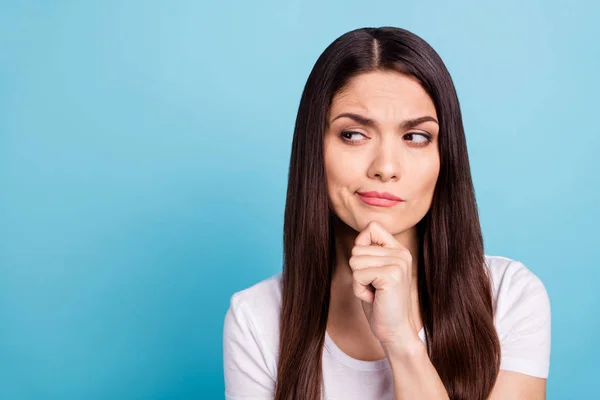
325, 147, 358, 188
408, 156, 440, 197
423, 160, 440, 191
326, 164, 356, 199
324, 153, 362, 205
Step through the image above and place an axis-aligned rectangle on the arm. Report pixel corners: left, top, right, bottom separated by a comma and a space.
487, 265, 551, 399
223, 293, 276, 399
487, 261, 551, 399
385, 337, 547, 400
488, 371, 546, 400
384, 337, 450, 400
385, 260, 551, 400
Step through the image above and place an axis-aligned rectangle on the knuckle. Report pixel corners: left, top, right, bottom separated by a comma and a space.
389, 266, 402, 282
392, 249, 404, 258
349, 255, 356, 266
388, 264, 409, 283
399, 248, 412, 261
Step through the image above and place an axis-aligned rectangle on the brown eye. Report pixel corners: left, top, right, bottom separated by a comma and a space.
340, 131, 367, 143
404, 132, 432, 146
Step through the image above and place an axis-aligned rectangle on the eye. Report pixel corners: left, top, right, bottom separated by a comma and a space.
404, 132, 432, 146
340, 131, 367, 143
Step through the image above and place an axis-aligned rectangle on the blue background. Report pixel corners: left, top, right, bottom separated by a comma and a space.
1, 1, 598, 399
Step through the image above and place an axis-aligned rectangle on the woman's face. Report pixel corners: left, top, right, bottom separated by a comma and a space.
323, 70, 440, 235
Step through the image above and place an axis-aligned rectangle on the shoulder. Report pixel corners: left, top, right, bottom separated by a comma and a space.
483, 254, 550, 314
224, 272, 283, 373
229, 272, 283, 314
483, 255, 552, 378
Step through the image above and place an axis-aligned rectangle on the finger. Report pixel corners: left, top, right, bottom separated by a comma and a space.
353, 278, 375, 303
353, 265, 405, 290
349, 254, 409, 272
355, 221, 402, 249
351, 245, 411, 260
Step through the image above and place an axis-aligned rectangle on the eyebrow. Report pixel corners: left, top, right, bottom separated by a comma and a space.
330, 112, 439, 130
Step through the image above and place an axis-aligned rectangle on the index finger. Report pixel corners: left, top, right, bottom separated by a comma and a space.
354, 221, 401, 248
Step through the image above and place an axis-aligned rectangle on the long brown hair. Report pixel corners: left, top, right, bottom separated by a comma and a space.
276, 26, 500, 400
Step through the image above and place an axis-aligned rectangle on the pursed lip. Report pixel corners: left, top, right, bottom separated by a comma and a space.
357, 191, 404, 201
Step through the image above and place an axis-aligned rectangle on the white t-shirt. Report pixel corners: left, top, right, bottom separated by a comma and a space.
222, 255, 551, 400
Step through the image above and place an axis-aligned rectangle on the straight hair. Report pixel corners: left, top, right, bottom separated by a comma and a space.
277, 26, 500, 400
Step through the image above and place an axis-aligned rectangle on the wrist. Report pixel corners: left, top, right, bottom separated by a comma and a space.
382, 334, 426, 361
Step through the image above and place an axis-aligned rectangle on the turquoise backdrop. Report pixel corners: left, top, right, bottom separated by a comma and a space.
1, 1, 598, 399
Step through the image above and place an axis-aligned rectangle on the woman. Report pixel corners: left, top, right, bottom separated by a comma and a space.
223, 26, 551, 400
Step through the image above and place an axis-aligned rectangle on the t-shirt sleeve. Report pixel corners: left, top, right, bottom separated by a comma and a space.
496, 261, 552, 378
223, 292, 276, 399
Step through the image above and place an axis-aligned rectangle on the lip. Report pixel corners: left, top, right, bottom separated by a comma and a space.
357, 191, 404, 207
357, 191, 404, 201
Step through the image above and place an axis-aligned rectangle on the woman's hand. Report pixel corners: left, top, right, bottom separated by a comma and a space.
349, 221, 420, 348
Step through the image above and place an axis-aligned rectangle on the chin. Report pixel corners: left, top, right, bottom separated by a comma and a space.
354, 214, 403, 230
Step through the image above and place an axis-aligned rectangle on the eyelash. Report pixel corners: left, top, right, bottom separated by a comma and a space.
339, 131, 433, 146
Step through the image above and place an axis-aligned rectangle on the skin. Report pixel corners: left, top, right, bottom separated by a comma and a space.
323, 70, 440, 360
322, 70, 547, 399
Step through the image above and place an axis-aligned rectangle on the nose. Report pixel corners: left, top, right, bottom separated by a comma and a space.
367, 138, 401, 182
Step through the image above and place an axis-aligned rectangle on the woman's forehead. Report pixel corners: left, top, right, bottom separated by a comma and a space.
329, 71, 437, 122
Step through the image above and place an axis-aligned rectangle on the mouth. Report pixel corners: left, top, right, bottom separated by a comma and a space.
357, 191, 405, 207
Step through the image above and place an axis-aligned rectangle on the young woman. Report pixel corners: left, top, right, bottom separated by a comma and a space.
223, 26, 551, 400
